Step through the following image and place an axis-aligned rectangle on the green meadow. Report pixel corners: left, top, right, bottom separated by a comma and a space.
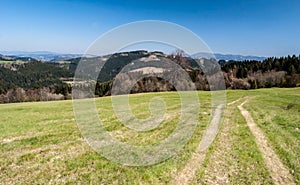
0, 88, 299, 184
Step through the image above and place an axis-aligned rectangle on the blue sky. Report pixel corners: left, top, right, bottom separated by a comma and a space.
0, 0, 299, 56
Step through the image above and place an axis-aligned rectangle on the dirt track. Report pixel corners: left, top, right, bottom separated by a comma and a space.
238, 99, 295, 185
171, 104, 224, 185
172, 98, 295, 185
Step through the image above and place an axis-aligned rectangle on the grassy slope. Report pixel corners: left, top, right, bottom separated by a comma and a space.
0, 89, 299, 184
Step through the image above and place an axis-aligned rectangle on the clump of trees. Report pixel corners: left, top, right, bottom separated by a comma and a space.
220, 55, 300, 89
0, 87, 65, 103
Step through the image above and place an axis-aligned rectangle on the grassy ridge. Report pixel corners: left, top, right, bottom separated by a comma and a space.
0, 89, 299, 184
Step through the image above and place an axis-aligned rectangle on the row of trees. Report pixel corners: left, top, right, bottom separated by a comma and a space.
221, 55, 300, 77
0, 87, 65, 103
219, 55, 300, 89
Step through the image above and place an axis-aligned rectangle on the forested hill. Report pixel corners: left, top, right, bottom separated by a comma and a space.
0, 51, 299, 103
220, 56, 300, 76
0, 61, 73, 93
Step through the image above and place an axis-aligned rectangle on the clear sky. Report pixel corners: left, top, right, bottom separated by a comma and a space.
0, 0, 299, 56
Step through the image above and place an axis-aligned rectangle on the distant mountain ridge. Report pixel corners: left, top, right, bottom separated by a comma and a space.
192, 52, 266, 61
0, 51, 266, 62
0, 51, 82, 62
214, 53, 266, 61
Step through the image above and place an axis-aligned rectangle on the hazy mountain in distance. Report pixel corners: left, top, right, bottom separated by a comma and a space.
0, 51, 82, 62
0, 50, 266, 62
0, 51, 56, 55
192, 52, 266, 61
214, 53, 266, 61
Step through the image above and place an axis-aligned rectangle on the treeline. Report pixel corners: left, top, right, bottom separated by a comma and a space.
0, 87, 65, 103
221, 55, 300, 77
0, 53, 299, 104
220, 55, 300, 89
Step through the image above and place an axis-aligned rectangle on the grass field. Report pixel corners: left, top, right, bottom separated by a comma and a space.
0, 88, 299, 184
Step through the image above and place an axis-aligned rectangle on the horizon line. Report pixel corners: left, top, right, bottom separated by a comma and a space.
1, 49, 294, 58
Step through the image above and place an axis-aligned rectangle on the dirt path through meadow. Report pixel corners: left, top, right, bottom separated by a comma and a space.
238, 99, 295, 185
171, 104, 224, 185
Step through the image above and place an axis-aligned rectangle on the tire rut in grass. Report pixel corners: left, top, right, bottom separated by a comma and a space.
171, 103, 225, 185
238, 99, 295, 185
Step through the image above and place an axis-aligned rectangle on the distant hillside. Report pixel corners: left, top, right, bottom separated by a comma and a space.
214, 53, 266, 61
0, 61, 73, 94
0, 51, 82, 62
69, 51, 299, 95
0, 54, 37, 62
0, 51, 266, 62
192, 52, 266, 61
0, 50, 299, 103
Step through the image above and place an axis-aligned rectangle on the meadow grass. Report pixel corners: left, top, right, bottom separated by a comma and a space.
0, 92, 213, 184
244, 88, 300, 184
0, 88, 299, 184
